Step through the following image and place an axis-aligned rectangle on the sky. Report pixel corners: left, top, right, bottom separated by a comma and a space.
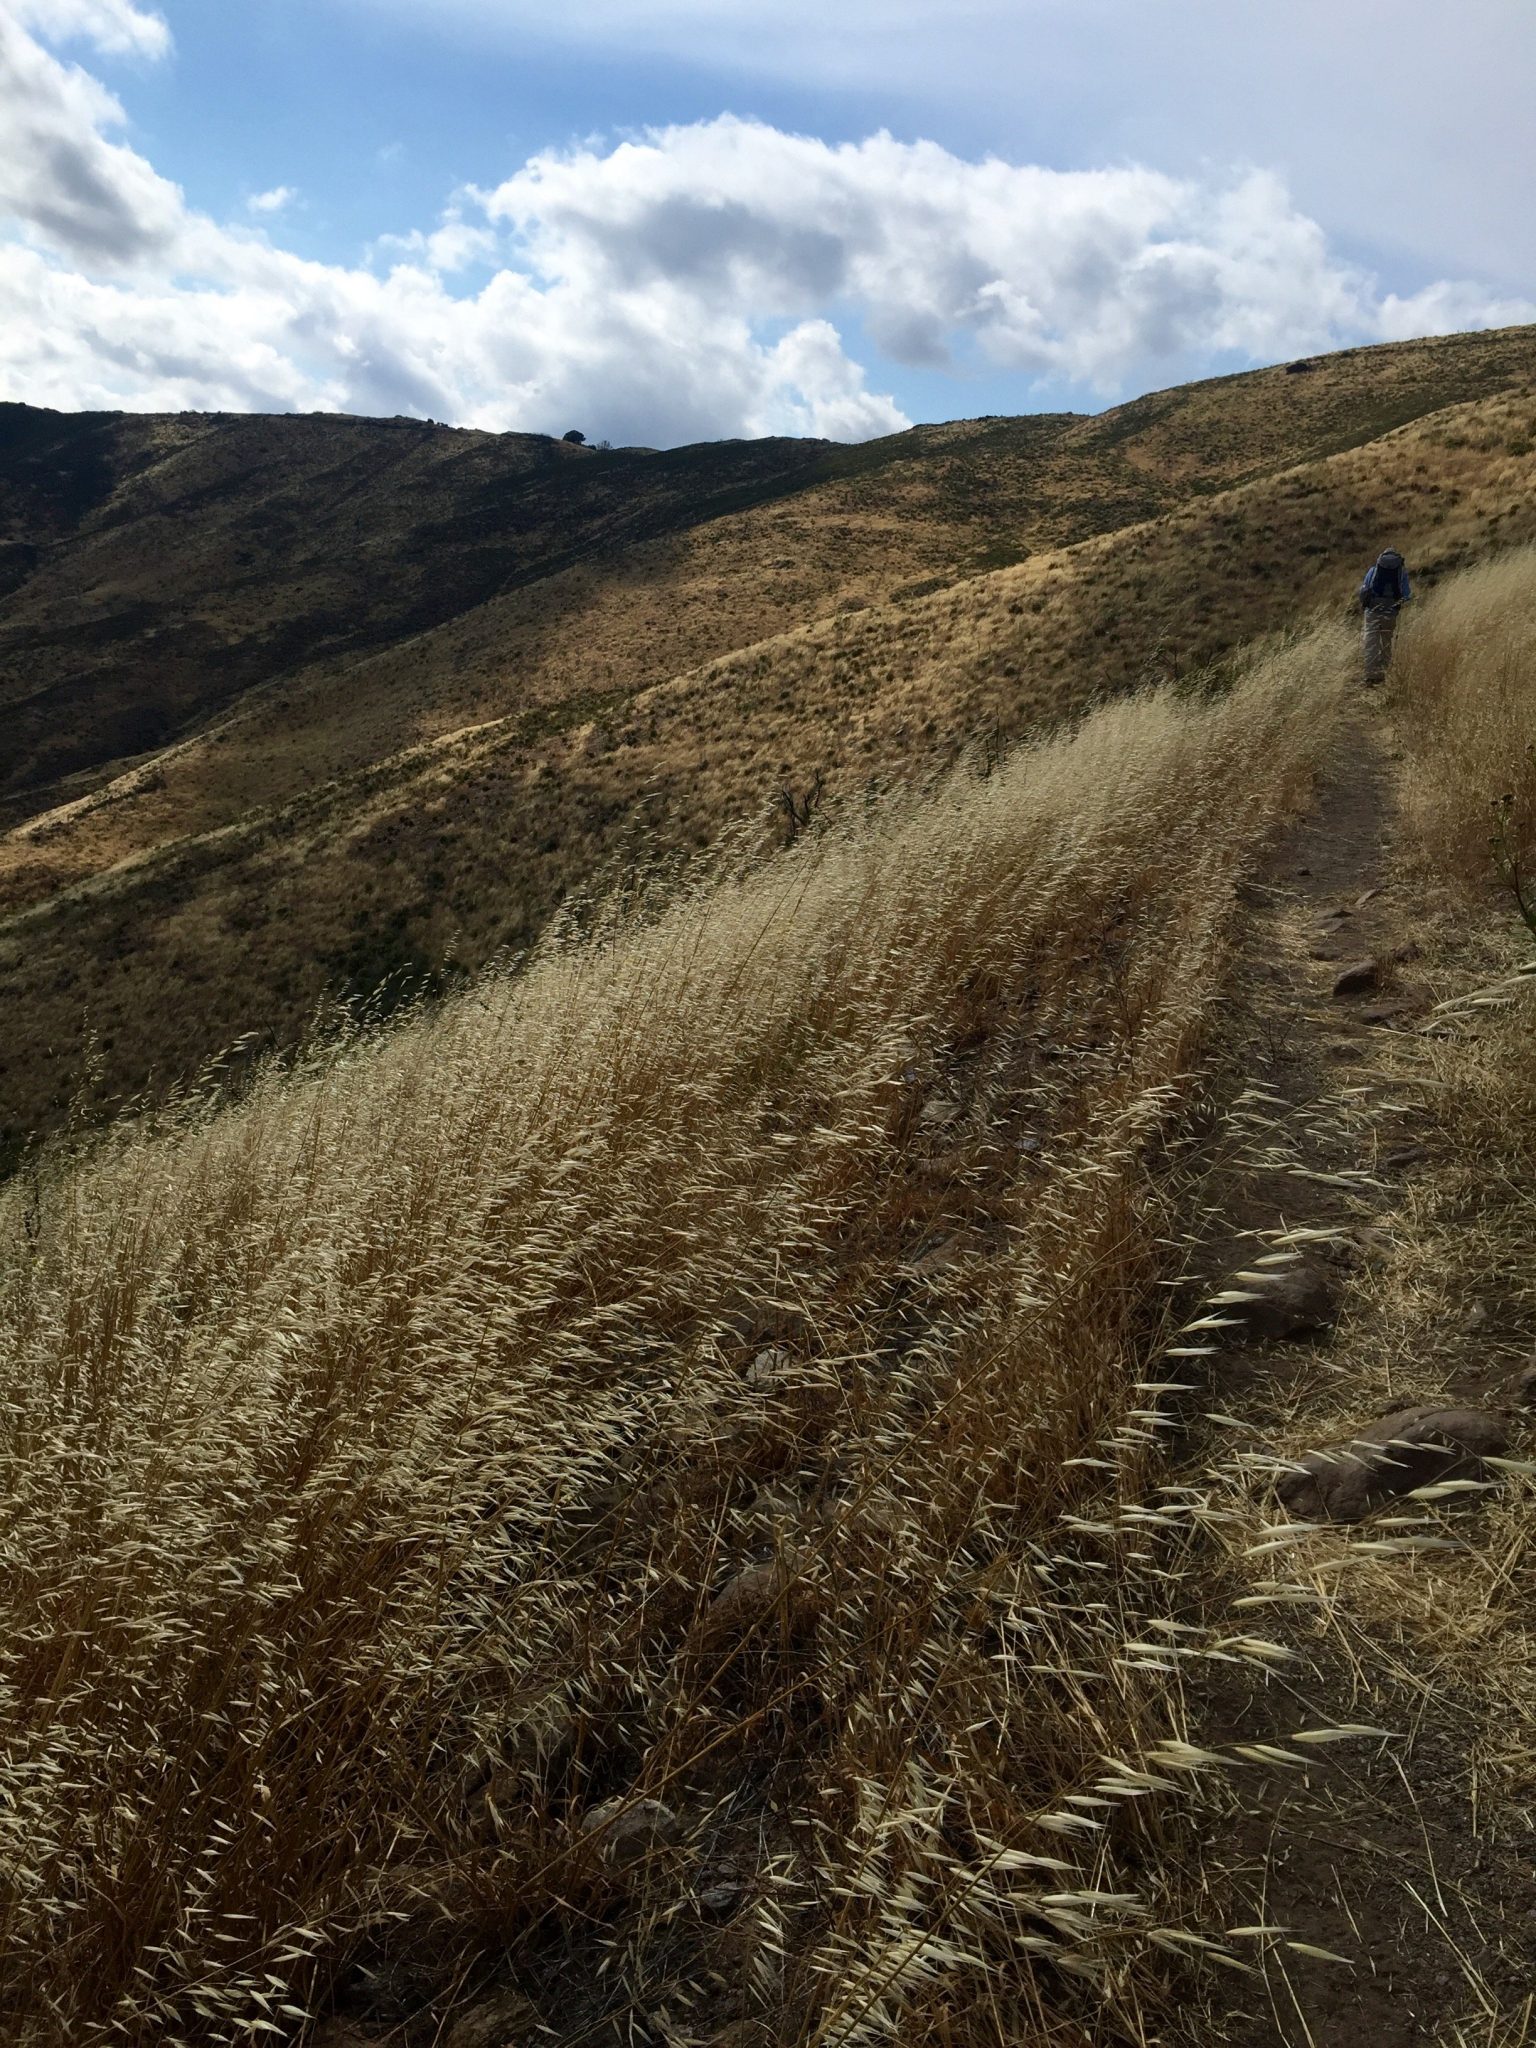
1, 0, 1531, 446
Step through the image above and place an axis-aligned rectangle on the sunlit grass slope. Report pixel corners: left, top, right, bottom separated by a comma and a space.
5, 323, 1529, 833
1394, 543, 1536, 898
0, 630, 1345, 2046
2, 327, 1534, 1148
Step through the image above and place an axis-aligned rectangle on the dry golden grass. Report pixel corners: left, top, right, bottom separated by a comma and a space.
0, 630, 1346, 2046
6, 353, 1536, 1154
1347, 543, 1536, 1726
1393, 543, 1536, 904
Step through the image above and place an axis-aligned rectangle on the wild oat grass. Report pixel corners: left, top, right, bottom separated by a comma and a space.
1357, 541, 1536, 1800
0, 635, 1349, 2044
1393, 543, 1536, 898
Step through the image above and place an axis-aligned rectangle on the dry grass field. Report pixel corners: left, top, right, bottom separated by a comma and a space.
2, 326, 1536, 1148
3, 538, 1532, 2048
1, 346, 1534, 2048
0, 630, 1347, 2046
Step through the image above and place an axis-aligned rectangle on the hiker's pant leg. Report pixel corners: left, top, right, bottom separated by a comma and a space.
1362, 608, 1396, 683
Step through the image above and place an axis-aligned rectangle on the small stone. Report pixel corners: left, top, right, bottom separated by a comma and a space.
581, 1796, 682, 1869
1309, 945, 1342, 961
697, 1875, 747, 1918
1331, 958, 1381, 997
1218, 1259, 1337, 1341
1359, 1002, 1412, 1026
1346, 1224, 1394, 1267
442, 1990, 541, 2048
1383, 1142, 1429, 1169
902, 1234, 969, 1278
916, 1095, 961, 1133
1514, 1364, 1536, 1410
706, 1558, 796, 1630
678, 1556, 818, 1693
744, 1347, 790, 1391
1275, 1405, 1508, 1523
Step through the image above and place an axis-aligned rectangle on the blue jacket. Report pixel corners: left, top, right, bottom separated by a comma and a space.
1360, 554, 1411, 612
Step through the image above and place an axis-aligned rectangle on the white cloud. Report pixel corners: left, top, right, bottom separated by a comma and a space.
481, 122, 1526, 391
3, 0, 170, 59
349, 0, 1536, 296
248, 185, 298, 217
0, 14, 1529, 447
0, 12, 183, 264
1375, 280, 1536, 346
375, 205, 496, 273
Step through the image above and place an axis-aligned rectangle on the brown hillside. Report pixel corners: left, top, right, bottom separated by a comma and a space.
2, 326, 1534, 1150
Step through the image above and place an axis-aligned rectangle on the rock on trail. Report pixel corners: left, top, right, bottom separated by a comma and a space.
1217, 1258, 1338, 1341
1275, 1405, 1509, 1522
1331, 958, 1381, 997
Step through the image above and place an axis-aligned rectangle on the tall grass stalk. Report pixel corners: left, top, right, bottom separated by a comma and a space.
1393, 543, 1536, 917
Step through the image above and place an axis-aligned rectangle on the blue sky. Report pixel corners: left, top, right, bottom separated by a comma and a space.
1, 0, 1531, 443
113, 6, 894, 248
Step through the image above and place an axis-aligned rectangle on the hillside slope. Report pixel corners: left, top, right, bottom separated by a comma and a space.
3, 547, 1532, 2046
5, 325, 1531, 830
2, 326, 1534, 1149
0, 626, 1350, 2048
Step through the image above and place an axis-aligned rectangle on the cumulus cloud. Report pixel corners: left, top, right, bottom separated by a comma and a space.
488, 133, 1302, 386
0, 12, 183, 264
481, 122, 1531, 392
352, 1, 1536, 293
248, 185, 298, 217
375, 205, 497, 273
0, 13, 1529, 445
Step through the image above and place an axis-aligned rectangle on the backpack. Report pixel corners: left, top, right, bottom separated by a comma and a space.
1365, 553, 1404, 606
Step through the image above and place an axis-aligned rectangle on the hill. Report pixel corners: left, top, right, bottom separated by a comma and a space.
3, 542, 1533, 2047
1, 332, 1534, 2047
2, 325, 1535, 1149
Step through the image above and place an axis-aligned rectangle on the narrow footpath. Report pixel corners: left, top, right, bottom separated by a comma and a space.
1187, 701, 1536, 2046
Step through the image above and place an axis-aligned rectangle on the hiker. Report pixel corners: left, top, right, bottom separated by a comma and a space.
1358, 546, 1411, 685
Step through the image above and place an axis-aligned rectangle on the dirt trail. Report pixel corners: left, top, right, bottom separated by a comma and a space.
1189, 700, 1536, 2045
